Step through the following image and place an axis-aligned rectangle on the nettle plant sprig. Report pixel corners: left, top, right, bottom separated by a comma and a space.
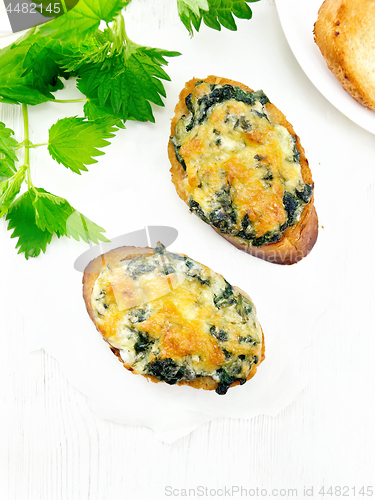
0, 0, 258, 259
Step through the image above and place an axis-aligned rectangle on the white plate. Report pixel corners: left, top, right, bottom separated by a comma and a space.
275, 0, 375, 135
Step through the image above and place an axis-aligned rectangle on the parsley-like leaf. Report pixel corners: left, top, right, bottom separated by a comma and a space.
177, 0, 258, 35
0, 122, 20, 180
48, 116, 118, 174
77, 44, 180, 122
38, 0, 131, 44
6, 191, 53, 259
0, 166, 27, 218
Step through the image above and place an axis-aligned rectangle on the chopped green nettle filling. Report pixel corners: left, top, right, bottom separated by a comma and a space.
171, 82, 313, 247
92, 243, 262, 395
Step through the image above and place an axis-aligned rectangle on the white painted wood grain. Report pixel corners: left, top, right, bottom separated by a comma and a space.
1, 0, 375, 499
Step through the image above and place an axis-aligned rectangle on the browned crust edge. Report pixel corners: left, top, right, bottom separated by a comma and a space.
168, 76, 319, 265
313, 0, 375, 111
83, 245, 265, 392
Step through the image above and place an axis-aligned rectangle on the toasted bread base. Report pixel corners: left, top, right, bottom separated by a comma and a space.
83, 246, 265, 392
168, 76, 318, 265
314, 0, 375, 111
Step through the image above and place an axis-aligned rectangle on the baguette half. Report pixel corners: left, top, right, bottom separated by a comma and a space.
168, 76, 318, 265
83, 243, 265, 395
314, 0, 375, 111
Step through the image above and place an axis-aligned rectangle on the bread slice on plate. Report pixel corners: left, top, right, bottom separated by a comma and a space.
83, 243, 265, 395
314, 0, 375, 111
168, 76, 318, 265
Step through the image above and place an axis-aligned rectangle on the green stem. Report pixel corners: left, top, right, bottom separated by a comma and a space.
51, 98, 88, 104
22, 103, 35, 193
117, 13, 127, 42
108, 13, 128, 56
22, 104, 30, 182
60, 0, 68, 14
15, 140, 26, 150
16, 140, 48, 150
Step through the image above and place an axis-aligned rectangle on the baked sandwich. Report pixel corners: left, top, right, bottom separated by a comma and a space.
83, 243, 265, 395
314, 0, 375, 111
168, 76, 318, 265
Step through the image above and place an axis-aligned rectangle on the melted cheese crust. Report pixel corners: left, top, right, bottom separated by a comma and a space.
173, 83, 308, 239
91, 247, 263, 390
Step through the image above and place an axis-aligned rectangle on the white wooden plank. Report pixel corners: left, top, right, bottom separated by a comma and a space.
1, 1, 375, 499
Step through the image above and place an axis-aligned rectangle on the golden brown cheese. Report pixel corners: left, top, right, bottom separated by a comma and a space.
89, 244, 264, 394
171, 82, 312, 246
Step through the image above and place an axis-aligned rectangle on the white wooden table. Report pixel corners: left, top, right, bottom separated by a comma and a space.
1, 1, 375, 498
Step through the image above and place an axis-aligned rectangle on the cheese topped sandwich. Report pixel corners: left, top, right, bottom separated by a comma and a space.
83, 243, 264, 395
168, 76, 318, 265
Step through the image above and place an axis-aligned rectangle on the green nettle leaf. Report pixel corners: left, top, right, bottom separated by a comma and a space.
177, 0, 209, 34
6, 188, 109, 259
15, 25, 111, 81
31, 188, 76, 235
83, 99, 125, 129
37, 0, 131, 43
54, 34, 111, 73
177, 0, 258, 35
0, 163, 15, 182
180, 0, 209, 15
48, 116, 118, 174
65, 210, 109, 244
30, 188, 109, 244
77, 44, 180, 122
6, 191, 53, 259
0, 122, 20, 180
17, 34, 67, 95
0, 166, 27, 218
0, 44, 53, 105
